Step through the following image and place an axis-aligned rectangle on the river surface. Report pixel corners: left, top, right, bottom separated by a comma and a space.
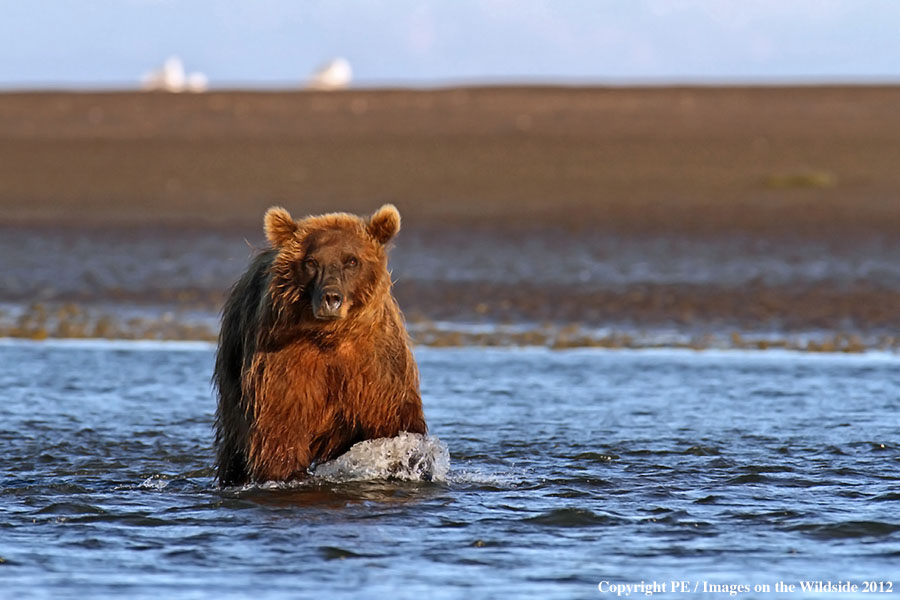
2, 340, 898, 599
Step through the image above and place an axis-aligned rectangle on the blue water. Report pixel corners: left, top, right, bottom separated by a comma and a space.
1, 340, 899, 599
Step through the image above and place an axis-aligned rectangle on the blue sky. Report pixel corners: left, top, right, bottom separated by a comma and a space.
2, 0, 899, 88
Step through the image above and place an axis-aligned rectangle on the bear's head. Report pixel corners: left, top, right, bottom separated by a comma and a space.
263, 204, 401, 322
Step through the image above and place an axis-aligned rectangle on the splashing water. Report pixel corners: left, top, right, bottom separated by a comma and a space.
312, 432, 450, 482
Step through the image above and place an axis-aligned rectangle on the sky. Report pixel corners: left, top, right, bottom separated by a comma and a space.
2, 0, 899, 88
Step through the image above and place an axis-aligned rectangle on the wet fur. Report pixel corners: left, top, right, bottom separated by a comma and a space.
213, 206, 425, 486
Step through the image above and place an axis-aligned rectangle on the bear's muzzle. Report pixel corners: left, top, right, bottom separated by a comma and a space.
313, 286, 345, 320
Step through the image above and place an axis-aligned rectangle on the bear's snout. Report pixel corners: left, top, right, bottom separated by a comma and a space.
313, 286, 345, 320
322, 290, 343, 312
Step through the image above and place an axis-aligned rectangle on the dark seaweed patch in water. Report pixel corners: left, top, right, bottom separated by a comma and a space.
571, 451, 619, 462
524, 508, 621, 528
682, 445, 721, 456
788, 521, 900, 540
34, 502, 107, 516
2, 342, 900, 599
318, 546, 372, 561
693, 495, 720, 504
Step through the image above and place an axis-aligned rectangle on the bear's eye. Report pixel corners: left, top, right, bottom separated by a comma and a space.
345, 256, 359, 268
303, 258, 318, 271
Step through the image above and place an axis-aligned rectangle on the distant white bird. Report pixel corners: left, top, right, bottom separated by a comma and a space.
141, 56, 208, 93
308, 58, 352, 91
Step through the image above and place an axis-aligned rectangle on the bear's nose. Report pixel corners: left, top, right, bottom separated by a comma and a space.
322, 290, 343, 312
313, 285, 345, 320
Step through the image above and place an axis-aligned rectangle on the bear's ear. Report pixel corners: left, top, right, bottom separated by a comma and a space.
264, 207, 298, 247
367, 204, 401, 245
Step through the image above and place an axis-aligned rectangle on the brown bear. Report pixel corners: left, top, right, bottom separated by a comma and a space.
212, 204, 426, 486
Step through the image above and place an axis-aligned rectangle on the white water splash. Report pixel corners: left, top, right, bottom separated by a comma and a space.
139, 475, 170, 490
312, 432, 450, 483
446, 469, 520, 487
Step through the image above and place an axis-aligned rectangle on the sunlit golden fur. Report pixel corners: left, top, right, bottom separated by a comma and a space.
213, 204, 425, 486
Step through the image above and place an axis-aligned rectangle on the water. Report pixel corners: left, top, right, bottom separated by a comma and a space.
5, 225, 900, 300
2, 340, 899, 599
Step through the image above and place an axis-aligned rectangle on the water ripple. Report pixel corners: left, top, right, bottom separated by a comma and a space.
2, 342, 900, 599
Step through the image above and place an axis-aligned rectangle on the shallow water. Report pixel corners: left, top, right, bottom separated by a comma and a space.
4, 225, 900, 342
4, 225, 900, 301
2, 340, 899, 599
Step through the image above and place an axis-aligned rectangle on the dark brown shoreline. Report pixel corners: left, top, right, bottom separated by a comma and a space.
1, 86, 898, 345
2, 86, 899, 232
